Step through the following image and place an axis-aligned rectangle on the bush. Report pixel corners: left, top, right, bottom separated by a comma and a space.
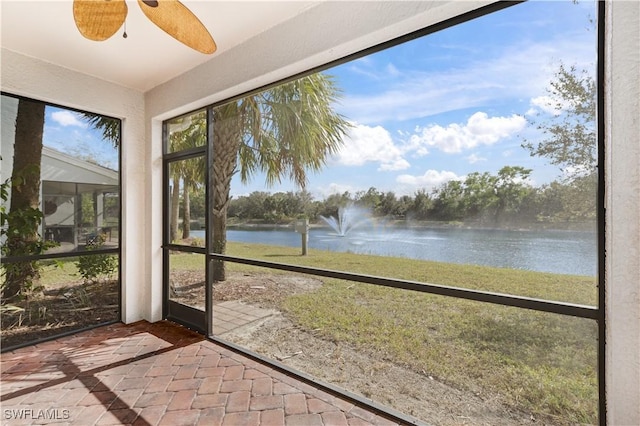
76, 234, 117, 282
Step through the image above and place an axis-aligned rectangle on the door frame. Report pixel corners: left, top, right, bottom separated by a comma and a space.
162, 109, 212, 335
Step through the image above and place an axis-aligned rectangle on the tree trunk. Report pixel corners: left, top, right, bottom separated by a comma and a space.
182, 185, 190, 239
3, 99, 45, 300
211, 107, 243, 281
170, 180, 180, 242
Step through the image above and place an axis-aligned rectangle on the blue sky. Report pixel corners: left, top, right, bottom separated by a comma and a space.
235, 0, 597, 199
43, 0, 597, 200
44, 108, 119, 170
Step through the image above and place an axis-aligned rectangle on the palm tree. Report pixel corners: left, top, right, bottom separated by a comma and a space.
211, 73, 350, 281
167, 112, 206, 242
180, 156, 205, 240
82, 113, 121, 146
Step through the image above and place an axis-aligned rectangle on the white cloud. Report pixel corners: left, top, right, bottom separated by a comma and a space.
407, 112, 526, 154
313, 182, 356, 199
337, 32, 593, 125
385, 63, 401, 77
334, 123, 410, 171
379, 158, 411, 171
348, 58, 402, 82
561, 164, 594, 179
529, 95, 565, 116
396, 170, 462, 193
525, 107, 539, 117
50, 110, 87, 128
466, 153, 486, 164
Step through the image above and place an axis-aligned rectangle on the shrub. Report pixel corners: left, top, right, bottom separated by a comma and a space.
76, 234, 117, 282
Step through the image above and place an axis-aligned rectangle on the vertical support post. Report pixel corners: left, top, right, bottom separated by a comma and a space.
295, 218, 309, 256
301, 230, 308, 256
74, 184, 81, 249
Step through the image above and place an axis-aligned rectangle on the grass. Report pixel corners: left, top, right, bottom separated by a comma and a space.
220, 242, 598, 424
27, 243, 597, 423
37, 260, 82, 287
225, 241, 597, 305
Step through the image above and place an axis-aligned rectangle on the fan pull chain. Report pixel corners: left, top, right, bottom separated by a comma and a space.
123, 21, 128, 39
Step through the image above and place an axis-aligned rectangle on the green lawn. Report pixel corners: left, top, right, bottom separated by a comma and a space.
37, 243, 598, 424
222, 242, 598, 424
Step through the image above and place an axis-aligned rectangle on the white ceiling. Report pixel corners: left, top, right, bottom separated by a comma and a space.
1, 1, 320, 92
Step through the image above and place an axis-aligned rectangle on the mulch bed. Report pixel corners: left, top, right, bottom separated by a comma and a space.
170, 270, 323, 310
1, 279, 119, 350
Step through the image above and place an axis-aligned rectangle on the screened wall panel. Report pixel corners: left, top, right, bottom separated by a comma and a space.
1, 94, 121, 350
206, 0, 599, 304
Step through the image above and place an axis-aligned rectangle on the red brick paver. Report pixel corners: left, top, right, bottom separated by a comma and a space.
0, 321, 409, 425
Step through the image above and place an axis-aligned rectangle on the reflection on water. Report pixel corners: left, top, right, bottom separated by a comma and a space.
195, 226, 597, 276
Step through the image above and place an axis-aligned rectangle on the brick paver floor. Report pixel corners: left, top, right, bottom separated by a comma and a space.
0, 321, 409, 425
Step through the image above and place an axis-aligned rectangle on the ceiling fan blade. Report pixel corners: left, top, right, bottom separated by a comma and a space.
137, 0, 216, 54
73, 0, 127, 41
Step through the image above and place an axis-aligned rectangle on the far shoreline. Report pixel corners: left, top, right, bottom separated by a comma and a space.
223, 218, 597, 233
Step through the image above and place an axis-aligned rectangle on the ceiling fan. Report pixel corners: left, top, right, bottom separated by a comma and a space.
73, 0, 216, 54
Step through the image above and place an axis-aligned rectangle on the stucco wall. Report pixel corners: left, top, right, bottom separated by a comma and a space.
1, 48, 147, 324
604, 1, 640, 424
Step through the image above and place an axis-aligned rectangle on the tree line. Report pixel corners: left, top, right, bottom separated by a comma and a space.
179, 165, 595, 229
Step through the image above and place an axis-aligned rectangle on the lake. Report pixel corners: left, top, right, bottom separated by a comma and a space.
192, 225, 597, 276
